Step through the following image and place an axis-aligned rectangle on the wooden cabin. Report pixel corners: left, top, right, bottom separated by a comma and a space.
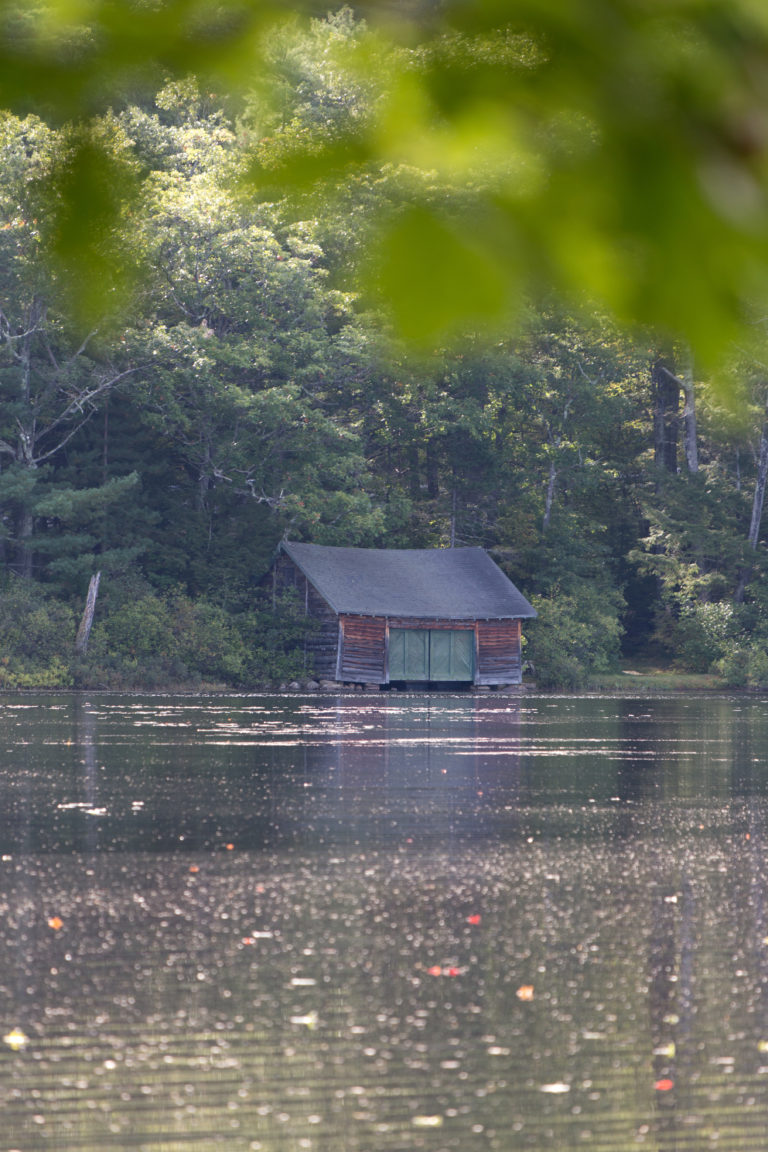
272, 542, 537, 688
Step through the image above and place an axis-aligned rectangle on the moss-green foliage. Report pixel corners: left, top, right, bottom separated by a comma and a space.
706, 587, 768, 688
526, 584, 624, 691
66, 582, 315, 689
0, 577, 75, 686
236, 591, 321, 685
670, 602, 735, 674
0, 572, 317, 690
715, 645, 768, 689
78, 589, 244, 688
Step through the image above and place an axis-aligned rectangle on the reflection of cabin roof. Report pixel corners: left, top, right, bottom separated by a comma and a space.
280, 542, 537, 620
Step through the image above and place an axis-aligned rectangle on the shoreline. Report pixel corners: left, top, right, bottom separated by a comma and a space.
0, 673, 755, 697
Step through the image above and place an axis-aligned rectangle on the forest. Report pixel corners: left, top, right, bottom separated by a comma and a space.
4, 4, 768, 690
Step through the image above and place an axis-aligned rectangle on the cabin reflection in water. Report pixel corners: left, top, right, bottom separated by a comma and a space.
281, 697, 524, 849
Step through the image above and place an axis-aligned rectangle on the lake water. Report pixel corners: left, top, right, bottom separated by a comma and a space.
3, 691, 768, 1151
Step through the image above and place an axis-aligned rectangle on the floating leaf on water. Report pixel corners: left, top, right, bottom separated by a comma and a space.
516, 985, 535, 1001
412, 1115, 443, 1127
3, 1027, 28, 1050
290, 1011, 319, 1029
540, 1082, 570, 1093
654, 1078, 674, 1092
426, 964, 462, 977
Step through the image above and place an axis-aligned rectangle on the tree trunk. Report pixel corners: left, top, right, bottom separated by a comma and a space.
652, 353, 680, 474
426, 439, 440, 498
543, 460, 557, 531
407, 444, 420, 499
679, 351, 698, 474
735, 392, 768, 603
746, 426, 768, 553
75, 572, 101, 654
15, 505, 34, 578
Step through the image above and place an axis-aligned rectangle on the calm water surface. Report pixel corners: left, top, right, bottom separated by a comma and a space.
2, 691, 768, 1150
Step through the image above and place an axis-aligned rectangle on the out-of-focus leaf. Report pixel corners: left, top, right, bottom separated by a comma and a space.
6, 0, 768, 354
374, 204, 513, 342
39, 128, 143, 325
0, 0, 286, 120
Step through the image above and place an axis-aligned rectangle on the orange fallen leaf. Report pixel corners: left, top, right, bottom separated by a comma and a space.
654, 1078, 674, 1092
225, 843, 234, 851
189, 865, 199, 873
516, 985, 534, 1001
427, 965, 443, 977
48, 917, 63, 931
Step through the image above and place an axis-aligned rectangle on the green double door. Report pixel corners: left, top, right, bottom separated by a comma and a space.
388, 628, 475, 682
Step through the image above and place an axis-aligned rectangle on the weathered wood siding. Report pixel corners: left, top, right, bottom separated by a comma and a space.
338, 616, 386, 682
476, 619, 521, 685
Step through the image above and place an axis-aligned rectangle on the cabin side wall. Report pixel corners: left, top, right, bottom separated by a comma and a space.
337, 616, 387, 682
475, 619, 522, 685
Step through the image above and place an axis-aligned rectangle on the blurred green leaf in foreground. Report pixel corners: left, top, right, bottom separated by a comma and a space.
5, 0, 768, 359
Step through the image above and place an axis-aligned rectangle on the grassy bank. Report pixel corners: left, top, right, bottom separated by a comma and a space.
585, 661, 724, 693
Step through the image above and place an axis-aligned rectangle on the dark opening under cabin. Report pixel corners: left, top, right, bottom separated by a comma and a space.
272, 542, 537, 688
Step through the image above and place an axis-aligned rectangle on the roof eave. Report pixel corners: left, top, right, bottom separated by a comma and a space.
279, 540, 344, 613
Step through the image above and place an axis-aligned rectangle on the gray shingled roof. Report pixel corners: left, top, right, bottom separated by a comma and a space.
281, 542, 537, 620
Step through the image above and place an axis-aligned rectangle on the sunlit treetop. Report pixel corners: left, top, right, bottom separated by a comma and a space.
4, 0, 768, 361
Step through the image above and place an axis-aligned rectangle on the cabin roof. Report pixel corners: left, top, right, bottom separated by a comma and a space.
280, 542, 537, 620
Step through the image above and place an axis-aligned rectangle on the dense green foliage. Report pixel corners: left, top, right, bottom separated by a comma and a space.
4, 10, 768, 689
